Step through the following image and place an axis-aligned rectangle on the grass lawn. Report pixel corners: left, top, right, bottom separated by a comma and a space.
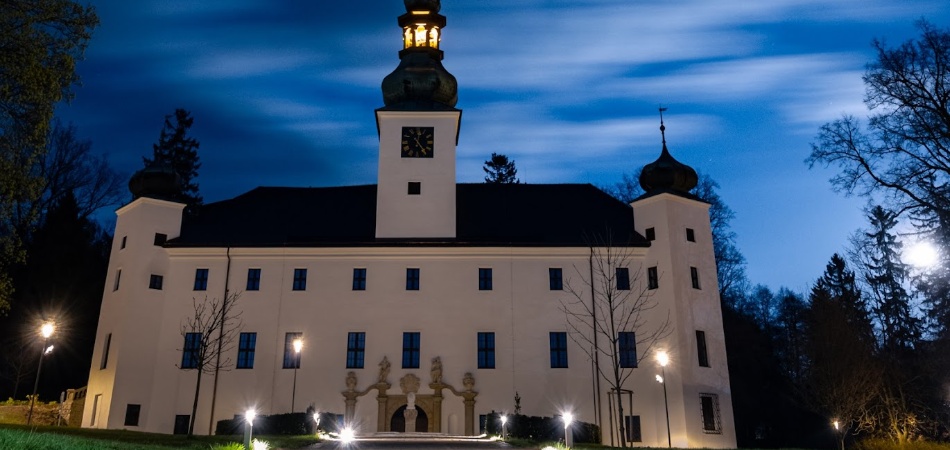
0, 424, 318, 449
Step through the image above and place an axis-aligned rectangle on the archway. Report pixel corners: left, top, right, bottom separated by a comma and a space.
390, 405, 429, 432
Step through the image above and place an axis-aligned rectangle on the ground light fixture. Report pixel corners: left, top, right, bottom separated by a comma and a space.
656, 350, 671, 448
27, 321, 55, 425
500, 414, 508, 440
313, 411, 321, 433
340, 426, 356, 444
562, 411, 574, 448
291, 338, 303, 412
244, 409, 256, 450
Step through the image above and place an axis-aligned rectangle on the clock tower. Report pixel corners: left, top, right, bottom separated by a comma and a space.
375, 0, 461, 239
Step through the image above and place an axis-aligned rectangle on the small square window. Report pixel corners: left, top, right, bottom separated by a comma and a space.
293, 269, 307, 291
154, 233, 167, 246
247, 268, 261, 291
353, 268, 367, 291
478, 268, 493, 291
686, 228, 695, 242
120, 236, 127, 249
406, 268, 420, 290
194, 268, 209, 291
691, 266, 701, 290
408, 182, 421, 195
149, 274, 164, 290
648, 267, 659, 290
549, 268, 563, 290
645, 228, 655, 241
124, 404, 141, 426
616, 267, 630, 290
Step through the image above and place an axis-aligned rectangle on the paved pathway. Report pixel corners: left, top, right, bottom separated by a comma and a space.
304, 434, 517, 449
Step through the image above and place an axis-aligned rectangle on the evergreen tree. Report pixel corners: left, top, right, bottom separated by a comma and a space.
144, 108, 202, 209
483, 152, 519, 184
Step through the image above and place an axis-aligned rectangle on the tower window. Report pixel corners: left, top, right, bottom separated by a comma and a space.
154, 233, 167, 246
120, 236, 127, 249
645, 228, 655, 241
648, 267, 659, 290
686, 228, 695, 242
700, 393, 722, 434
697, 330, 710, 367
408, 182, 421, 195
691, 266, 701, 289
149, 274, 163, 290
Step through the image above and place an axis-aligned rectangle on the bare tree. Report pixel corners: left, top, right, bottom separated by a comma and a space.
559, 234, 671, 448
0, 338, 34, 399
178, 293, 243, 435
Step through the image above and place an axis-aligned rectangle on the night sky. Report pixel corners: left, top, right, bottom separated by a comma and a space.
55, 0, 950, 292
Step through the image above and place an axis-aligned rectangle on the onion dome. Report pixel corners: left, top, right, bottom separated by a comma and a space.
129, 160, 182, 201
381, 0, 458, 109
639, 115, 698, 195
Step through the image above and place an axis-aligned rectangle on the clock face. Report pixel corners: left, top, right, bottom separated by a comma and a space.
401, 127, 434, 158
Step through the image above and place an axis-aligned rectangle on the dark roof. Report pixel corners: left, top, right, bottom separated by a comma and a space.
169, 183, 648, 248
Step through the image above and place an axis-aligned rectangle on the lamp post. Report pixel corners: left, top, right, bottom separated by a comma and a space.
243, 409, 256, 450
500, 414, 508, 441
291, 338, 303, 412
833, 419, 844, 450
562, 412, 574, 448
27, 321, 55, 426
656, 350, 671, 448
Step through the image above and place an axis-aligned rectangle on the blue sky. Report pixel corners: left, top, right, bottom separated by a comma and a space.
58, 0, 950, 292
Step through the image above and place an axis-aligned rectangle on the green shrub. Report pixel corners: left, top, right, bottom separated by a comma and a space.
855, 438, 950, 450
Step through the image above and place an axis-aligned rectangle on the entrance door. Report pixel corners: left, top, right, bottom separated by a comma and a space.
391, 405, 429, 432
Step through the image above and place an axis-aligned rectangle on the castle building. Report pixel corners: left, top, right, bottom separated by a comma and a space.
84, 1, 736, 447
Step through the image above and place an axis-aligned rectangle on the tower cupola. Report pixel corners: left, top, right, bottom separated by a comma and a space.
639, 111, 698, 196
381, 0, 458, 109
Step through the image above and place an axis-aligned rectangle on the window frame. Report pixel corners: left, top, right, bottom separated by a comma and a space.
686, 228, 695, 242
549, 332, 568, 368
478, 268, 493, 291
625, 415, 642, 442
696, 330, 710, 367
402, 332, 421, 369
292, 268, 307, 291
124, 404, 141, 426
353, 268, 367, 291
618, 331, 638, 368
690, 266, 701, 290
237, 332, 257, 369
193, 268, 209, 291
181, 332, 201, 369
406, 268, 420, 291
246, 268, 261, 291
148, 274, 164, 290
283, 332, 303, 369
549, 268, 563, 290
700, 393, 722, 434
100, 333, 112, 370
154, 233, 167, 246
645, 227, 656, 241
616, 267, 630, 290
346, 332, 366, 369
648, 266, 659, 290
477, 332, 495, 369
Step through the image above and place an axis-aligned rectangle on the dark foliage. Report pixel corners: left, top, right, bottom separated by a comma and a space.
485, 412, 600, 444
215, 411, 341, 436
143, 108, 202, 211
483, 153, 519, 184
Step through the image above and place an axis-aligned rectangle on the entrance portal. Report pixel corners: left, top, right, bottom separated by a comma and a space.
390, 405, 429, 432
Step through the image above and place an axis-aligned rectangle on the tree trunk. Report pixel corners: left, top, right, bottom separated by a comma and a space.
188, 369, 202, 435
616, 388, 627, 448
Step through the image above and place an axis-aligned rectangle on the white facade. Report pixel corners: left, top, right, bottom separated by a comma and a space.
84, 2, 736, 447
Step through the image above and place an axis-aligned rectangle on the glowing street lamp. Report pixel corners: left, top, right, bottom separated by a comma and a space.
27, 321, 55, 426
500, 414, 508, 440
832, 419, 844, 450
243, 409, 256, 450
313, 411, 321, 433
291, 338, 303, 412
656, 350, 671, 448
562, 411, 574, 448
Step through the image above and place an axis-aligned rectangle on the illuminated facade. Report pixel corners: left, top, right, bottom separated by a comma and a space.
84, 1, 736, 447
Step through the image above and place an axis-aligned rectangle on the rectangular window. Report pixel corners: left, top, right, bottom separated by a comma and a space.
181, 333, 201, 369
402, 332, 420, 369
700, 393, 722, 433
194, 268, 209, 291
619, 331, 638, 368
246, 268, 261, 291
686, 228, 695, 242
648, 266, 659, 290
124, 404, 141, 426
645, 227, 655, 241
406, 268, 420, 290
477, 332, 495, 369
616, 267, 630, 290
408, 181, 421, 195
549, 268, 563, 290
100, 333, 112, 370
90, 394, 101, 426
478, 268, 493, 290
346, 332, 366, 369
149, 274, 163, 290
283, 332, 303, 368
237, 332, 256, 369
154, 233, 167, 246
120, 236, 127, 249
173, 414, 190, 435
550, 332, 568, 368
353, 268, 367, 291
113, 269, 121, 291
625, 415, 642, 442
292, 268, 307, 291
691, 266, 701, 289
697, 330, 709, 367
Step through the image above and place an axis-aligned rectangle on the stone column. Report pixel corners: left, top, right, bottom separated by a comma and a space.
376, 382, 390, 432
429, 383, 444, 433
463, 393, 477, 436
